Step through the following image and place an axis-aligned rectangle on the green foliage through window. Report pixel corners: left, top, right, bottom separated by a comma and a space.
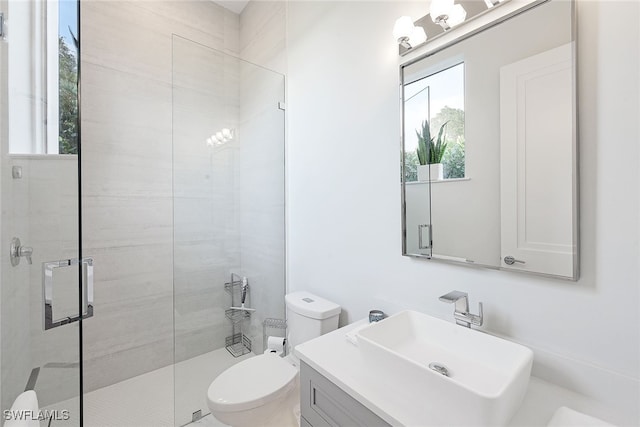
432, 107, 465, 179
58, 36, 78, 154
404, 107, 465, 181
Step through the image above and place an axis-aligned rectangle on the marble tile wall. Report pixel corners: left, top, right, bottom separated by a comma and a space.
172, 1, 287, 361
1, 155, 81, 410
1, 1, 287, 416
0, 157, 33, 413
80, 1, 240, 392
25, 157, 80, 407
0, 3, 36, 410
237, 62, 286, 353
173, 3, 286, 420
1, 1, 80, 411
240, 1, 287, 75
172, 36, 241, 363
238, 2, 287, 352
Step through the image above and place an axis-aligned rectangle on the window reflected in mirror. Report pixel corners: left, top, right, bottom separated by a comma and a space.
403, 63, 465, 182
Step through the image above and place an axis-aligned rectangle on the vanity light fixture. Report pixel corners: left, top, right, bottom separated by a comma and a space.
430, 0, 467, 31
395, 0, 513, 56
393, 16, 427, 49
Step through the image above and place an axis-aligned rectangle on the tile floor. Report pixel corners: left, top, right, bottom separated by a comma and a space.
45, 348, 252, 427
186, 414, 223, 427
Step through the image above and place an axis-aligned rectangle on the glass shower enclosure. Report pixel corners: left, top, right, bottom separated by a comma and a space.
0, 0, 83, 423
0, 2, 285, 425
172, 35, 286, 425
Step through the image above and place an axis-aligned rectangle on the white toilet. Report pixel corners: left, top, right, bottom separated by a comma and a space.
207, 291, 341, 427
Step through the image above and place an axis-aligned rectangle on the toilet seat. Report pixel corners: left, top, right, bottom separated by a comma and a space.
207, 354, 297, 413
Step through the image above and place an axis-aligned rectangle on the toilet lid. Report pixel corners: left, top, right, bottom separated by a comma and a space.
207, 354, 297, 412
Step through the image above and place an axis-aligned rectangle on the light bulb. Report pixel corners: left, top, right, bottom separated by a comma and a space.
447, 4, 467, 27
216, 132, 223, 141
206, 137, 214, 147
409, 26, 427, 46
393, 16, 414, 42
222, 128, 232, 139
430, 0, 454, 23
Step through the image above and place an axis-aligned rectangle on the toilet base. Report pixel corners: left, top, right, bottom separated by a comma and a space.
211, 378, 299, 427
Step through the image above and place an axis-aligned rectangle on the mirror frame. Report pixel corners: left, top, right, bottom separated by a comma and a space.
400, 0, 579, 280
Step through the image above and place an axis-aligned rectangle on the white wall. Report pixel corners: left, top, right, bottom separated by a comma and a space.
287, 0, 639, 417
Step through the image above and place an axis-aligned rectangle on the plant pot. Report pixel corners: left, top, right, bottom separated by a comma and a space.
417, 165, 430, 182
430, 163, 444, 181
417, 163, 444, 181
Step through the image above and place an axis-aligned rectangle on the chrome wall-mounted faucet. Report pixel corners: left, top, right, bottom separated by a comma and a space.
439, 290, 483, 328
10, 237, 33, 266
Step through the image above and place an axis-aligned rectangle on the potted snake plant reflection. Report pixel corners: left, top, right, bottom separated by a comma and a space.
416, 120, 448, 181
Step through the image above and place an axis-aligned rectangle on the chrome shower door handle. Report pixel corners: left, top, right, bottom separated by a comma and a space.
43, 257, 94, 330
418, 224, 431, 249
82, 257, 94, 319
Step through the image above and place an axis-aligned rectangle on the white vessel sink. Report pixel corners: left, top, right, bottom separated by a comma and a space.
356, 310, 533, 426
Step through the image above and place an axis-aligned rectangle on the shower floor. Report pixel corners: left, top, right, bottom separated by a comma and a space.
44, 348, 253, 427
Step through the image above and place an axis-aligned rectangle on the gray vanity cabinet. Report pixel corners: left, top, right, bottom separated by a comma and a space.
300, 361, 391, 427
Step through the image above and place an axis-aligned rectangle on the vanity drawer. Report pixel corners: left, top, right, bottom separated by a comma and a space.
300, 361, 390, 427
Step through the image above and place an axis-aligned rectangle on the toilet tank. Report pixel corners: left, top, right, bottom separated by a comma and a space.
285, 291, 341, 354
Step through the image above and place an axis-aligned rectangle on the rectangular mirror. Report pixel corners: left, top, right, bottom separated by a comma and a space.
401, 0, 578, 280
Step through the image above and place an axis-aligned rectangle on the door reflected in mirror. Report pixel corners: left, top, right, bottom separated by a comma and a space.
400, 0, 578, 280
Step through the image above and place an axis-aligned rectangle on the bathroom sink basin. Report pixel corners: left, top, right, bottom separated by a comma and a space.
356, 310, 533, 426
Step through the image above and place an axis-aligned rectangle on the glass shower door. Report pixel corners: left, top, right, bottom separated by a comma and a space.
172, 36, 286, 426
0, 0, 83, 425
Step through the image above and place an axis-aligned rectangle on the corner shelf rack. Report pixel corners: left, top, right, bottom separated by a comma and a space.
224, 273, 252, 357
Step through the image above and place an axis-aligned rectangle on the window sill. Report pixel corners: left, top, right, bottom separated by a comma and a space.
405, 177, 470, 185
8, 154, 77, 160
